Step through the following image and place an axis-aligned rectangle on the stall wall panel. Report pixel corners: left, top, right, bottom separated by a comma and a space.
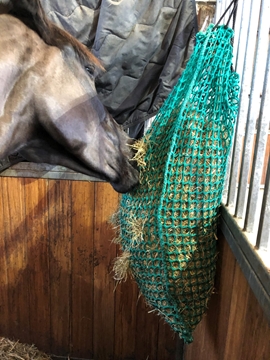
184, 233, 270, 360
0, 177, 180, 360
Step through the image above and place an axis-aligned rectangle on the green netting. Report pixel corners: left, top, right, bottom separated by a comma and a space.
113, 24, 240, 343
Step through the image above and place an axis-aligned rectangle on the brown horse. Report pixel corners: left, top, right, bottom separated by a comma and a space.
0, 0, 139, 193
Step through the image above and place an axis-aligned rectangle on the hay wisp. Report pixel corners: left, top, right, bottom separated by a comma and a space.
0, 338, 51, 360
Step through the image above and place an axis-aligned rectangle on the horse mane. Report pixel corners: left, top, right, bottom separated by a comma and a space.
9, 0, 104, 71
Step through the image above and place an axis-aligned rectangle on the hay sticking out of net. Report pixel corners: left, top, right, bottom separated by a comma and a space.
109, 210, 120, 230
114, 24, 240, 343
0, 338, 51, 360
113, 251, 131, 282
130, 137, 148, 169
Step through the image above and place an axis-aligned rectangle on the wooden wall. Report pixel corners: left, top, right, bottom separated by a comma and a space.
1, 176, 269, 360
0, 177, 181, 360
184, 232, 270, 360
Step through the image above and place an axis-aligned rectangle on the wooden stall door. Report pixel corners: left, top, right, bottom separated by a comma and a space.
0, 177, 181, 360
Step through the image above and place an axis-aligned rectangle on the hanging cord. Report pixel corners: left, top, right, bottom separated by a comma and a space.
227, 0, 238, 29
213, 0, 239, 31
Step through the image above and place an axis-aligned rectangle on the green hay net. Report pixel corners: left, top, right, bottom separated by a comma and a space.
113, 24, 240, 343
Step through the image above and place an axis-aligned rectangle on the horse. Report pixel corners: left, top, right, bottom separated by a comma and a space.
0, 0, 139, 193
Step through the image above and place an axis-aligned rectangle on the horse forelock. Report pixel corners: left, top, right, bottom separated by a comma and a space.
9, 0, 104, 72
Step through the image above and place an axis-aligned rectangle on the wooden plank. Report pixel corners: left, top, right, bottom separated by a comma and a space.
93, 183, 119, 360
184, 290, 222, 359
70, 181, 95, 359
215, 235, 237, 360
260, 132, 269, 185
0, 177, 30, 344
24, 178, 51, 352
135, 295, 160, 360
240, 280, 270, 360
48, 181, 72, 356
114, 274, 138, 360
157, 320, 181, 360
0, 178, 9, 337
183, 309, 207, 359
223, 262, 250, 359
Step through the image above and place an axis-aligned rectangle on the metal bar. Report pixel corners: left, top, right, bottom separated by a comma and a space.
222, 0, 245, 205
268, 226, 270, 255
0, 162, 104, 182
224, 0, 233, 26
235, 0, 252, 81
256, 156, 270, 250
220, 0, 226, 24
232, 0, 244, 68
223, 0, 231, 24
245, 39, 270, 233
227, 0, 234, 28
235, 0, 266, 218
214, 0, 222, 23
227, 0, 252, 209
220, 0, 227, 24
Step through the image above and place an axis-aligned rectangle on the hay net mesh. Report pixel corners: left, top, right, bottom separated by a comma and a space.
113, 24, 240, 343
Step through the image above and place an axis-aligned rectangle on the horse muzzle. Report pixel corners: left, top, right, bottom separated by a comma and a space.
110, 162, 139, 193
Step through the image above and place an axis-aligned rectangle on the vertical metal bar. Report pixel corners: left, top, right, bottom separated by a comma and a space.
245, 39, 270, 233
227, 0, 252, 209
227, 0, 234, 28
220, 0, 226, 24
256, 156, 270, 250
222, 0, 245, 205
224, 0, 233, 26
268, 222, 270, 255
214, 0, 222, 23
221, 0, 227, 25
223, 0, 228, 25
235, 0, 252, 81
235, 0, 266, 218
232, 0, 244, 67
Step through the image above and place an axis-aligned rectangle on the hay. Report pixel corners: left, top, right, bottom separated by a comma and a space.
0, 338, 51, 360
130, 137, 148, 169
113, 251, 131, 282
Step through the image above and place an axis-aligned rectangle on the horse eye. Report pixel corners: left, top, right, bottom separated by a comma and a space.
85, 66, 94, 76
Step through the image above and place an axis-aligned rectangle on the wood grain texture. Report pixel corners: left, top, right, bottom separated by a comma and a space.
134, 296, 160, 360
48, 180, 72, 355
24, 178, 50, 351
184, 233, 270, 360
114, 275, 138, 360
93, 182, 118, 360
0, 178, 30, 344
0, 177, 184, 359
0, 177, 10, 337
70, 181, 95, 358
1, 176, 269, 359
157, 319, 182, 360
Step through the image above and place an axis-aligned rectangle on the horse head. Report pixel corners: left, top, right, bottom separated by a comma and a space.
0, 0, 139, 193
